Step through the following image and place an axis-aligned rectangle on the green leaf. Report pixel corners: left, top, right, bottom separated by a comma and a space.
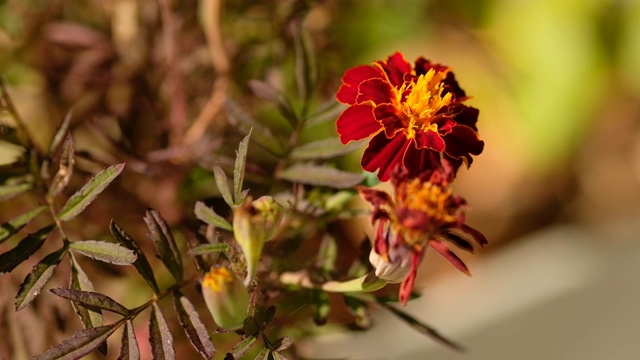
0, 205, 46, 244
69, 255, 105, 354
0, 224, 53, 273
344, 296, 371, 328
50, 288, 130, 316
277, 164, 364, 188
304, 100, 343, 128
270, 351, 289, 360
110, 220, 160, 294
248, 80, 297, 127
57, 163, 125, 221
0, 182, 31, 201
33, 324, 118, 360
225, 335, 257, 360
194, 201, 232, 231
118, 320, 140, 360
15, 245, 67, 311
149, 303, 175, 360
144, 209, 183, 282
173, 293, 215, 359
312, 291, 330, 325
224, 99, 285, 155
290, 138, 362, 160
190, 243, 230, 256
272, 336, 293, 352
213, 165, 234, 208
315, 234, 337, 272
47, 134, 75, 197
70, 240, 137, 265
254, 348, 270, 360
292, 18, 317, 114
379, 301, 465, 352
233, 130, 251, 205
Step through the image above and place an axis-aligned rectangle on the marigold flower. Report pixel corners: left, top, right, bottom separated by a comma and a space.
202, 266, 250, 330
336, 52, 484, 181
359, 168, 487, 305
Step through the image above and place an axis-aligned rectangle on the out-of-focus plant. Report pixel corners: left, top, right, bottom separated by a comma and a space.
0, 1, 489, 359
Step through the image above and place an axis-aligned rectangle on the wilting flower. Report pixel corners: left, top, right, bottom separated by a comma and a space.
336, 52, 484, 181
202, 266, 250, 330
359, 168, 487, 305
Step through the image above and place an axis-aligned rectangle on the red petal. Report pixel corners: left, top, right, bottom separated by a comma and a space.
415, 129, 446, 152
374, 104, 405, 137
398, 249, 423, 306
356, 78, 395, 105
377, 52, 413, 88
336, 65, 385, 104
414, 57, 449, 76
361, 132, 410, 181
451, 104, 479, 130
443, 125, 484, 162
429, 240, 470, 275
403, 146, 442, 179
460, 224, 488, 247
336, 104, 382, 144
436, 117, 456, 135
374, 219, 390, 257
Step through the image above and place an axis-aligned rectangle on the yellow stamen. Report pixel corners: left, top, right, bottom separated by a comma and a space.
203, 267, 233, 292
403, 178, 460, 224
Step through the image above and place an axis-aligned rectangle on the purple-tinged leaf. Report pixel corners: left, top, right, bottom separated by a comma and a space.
69, 255, 105, 354
290, 138, 362, 161
173, 293, 215, 359
144, 209, 183, 282
70, 240, 137, 265
233, 130, 251, 205
194, 202, 232, 231
33, 324, 117, 360
48, 110, 73, 156
0, 224, 53, 273
47, 134, 75, 197
270, 351, 289, 360
224, 335, 257, 360
118, 320, 140, 360
277, 164, 364, 189
58, 163, 125, 221
149, 303, 175, 360
15, 245, 67, 311
213, 165, 234, 207
50, 288, 129, 316
272, 336, 293, 352
110, 220, 160, 294
0, 205, 46, 244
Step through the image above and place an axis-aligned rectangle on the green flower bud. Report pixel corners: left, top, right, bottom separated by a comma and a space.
233, 196, 283, 285
201, 266, 249, 330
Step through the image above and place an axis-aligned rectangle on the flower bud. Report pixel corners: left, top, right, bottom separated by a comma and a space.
201, 266, 249, 330
369, 249, 412, 283
233, 196, 283, 285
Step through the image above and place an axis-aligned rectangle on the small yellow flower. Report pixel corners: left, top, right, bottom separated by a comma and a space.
202, 266, 249, 330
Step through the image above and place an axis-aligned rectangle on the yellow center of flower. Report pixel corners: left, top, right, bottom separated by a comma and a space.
203, 267, 233, 292
396, 69, 453, 139
403, 178, 460, 225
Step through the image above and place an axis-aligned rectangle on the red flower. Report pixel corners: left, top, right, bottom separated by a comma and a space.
337, 52, 484, 181
359, 168, 487, 305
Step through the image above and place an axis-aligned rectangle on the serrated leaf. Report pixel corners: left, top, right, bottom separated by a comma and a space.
173, 293, 215, 359
0, 224, 53, 273
50, 288, 129, 316
0, 182, 31, 201
248, 80, 297, 127
277, 164, 364, 189
110, 220, 160, 294
190, 243, 230, 256
70, 255, 105, 354
15, 245, 67, 311
149, 303, 175, 360
194, 201, 232, 231
144, 209, 183, 282
0, 205, 46, 244
118, 320, 140, 360
57, 163, 125, 221
225, 335, 257, 360
233, 130, 251, 205
224, 99, 285, 155
70, 240, 137, 265
213, 166, 234, 207
380, 301, 465, 352
33, 324, 117, 360
290, 138, 361, 160
47, 134, 75, 197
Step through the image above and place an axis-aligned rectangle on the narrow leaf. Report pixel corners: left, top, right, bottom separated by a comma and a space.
272, 336, 293, 352
149, 303, 175, 360
194, 201, 232, 231
50, 288, 129, 316
110, 220, 160, 294
290, 138, 361, 160
0, 205, 46, 244
118, 320, 140, 360
0, 224, 53, 273
254, 348, 270, 360
233, 130, 251, 205
270, 351, 289, 360
278, 164, 364, 189
315, 234, 337, 272
225, 335, 257, 360
144, 209, 183, 282
173, 293, 215, 359
213, 166, 234, 207
47, 134, 75, 197
224, 99, 285, 155
15, 245, 67, 311
0, 182, 31, 201
70, 255, 105, 354
191, 243, 230, 256
33, 324, 117, 360
58, 163, 125, 221
70, 240, 137, 265
248, 80, 297, 127
380, 302, 465, 352
292, 18, 317, 112
48, 110, 73, 155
